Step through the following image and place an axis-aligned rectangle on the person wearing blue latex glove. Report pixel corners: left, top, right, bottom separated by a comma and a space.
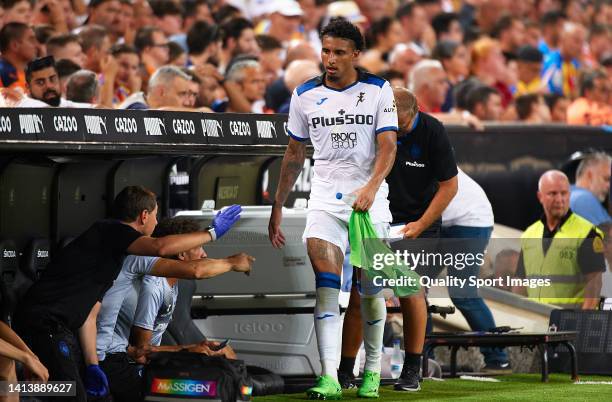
209, 204, 242, 240
84, 364, 109, 397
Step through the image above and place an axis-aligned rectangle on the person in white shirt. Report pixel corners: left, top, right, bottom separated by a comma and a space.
268, 19, 398, 399
16, 56, 93, 108
441, 168, 510, 371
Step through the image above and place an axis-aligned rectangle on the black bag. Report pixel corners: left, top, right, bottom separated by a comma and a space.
143, 352, 252, 402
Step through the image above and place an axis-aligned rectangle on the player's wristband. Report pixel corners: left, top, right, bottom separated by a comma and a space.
206, 226, 217, 241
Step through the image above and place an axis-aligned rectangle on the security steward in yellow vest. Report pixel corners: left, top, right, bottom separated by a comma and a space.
515, 170, 605, 309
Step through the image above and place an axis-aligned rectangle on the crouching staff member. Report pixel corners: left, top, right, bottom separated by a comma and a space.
97, 217, 254, 402
14, 186, 241, 401
339, 88, 457, 392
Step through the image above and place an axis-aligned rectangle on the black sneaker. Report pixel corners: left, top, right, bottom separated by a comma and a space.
337, 370, 356, 389
482, 362, 512, 373
393, 366, 421, 392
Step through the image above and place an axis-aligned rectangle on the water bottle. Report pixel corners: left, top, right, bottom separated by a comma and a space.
390, 339, 403, 379
336, 192, 356, 206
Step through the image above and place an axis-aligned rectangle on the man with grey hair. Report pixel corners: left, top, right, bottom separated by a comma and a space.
66, 70, 100, 104
571, 152, 612, 226
408, 59, 449, 113
119, 65, 193, 110
515, 170, 605, 309
219, 58, 266, 113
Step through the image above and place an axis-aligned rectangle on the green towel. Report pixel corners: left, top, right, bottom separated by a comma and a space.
348, 210, 420, 297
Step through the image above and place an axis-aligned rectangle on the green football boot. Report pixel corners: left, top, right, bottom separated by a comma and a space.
306, 375, 343, 400
357, 370, 380, 398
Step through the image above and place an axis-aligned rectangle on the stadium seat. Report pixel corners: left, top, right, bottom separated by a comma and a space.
0, 239, 19, 325
189, 156, 274, 209
21, 238, 51, 282
0, 161, 56, 250
108, 157, 176, 218
53, 161, 117, 243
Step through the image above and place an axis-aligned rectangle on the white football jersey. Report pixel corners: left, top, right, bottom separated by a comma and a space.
287, 70, 398, 222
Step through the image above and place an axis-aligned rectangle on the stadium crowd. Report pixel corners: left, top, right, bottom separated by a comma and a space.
0, 0, 610, 125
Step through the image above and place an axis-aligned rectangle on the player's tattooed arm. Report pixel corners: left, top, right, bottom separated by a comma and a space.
274, 138, 306, 208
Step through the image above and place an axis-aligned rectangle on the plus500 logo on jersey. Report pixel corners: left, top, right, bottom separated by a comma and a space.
310, 114, 374, 129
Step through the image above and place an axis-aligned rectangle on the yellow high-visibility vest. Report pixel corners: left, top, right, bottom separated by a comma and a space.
520, 212, 603, 308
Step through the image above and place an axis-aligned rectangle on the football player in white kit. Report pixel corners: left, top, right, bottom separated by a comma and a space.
268, 19, 398, 399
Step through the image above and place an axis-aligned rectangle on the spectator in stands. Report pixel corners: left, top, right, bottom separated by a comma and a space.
431, 12, 463, 43
585, 25, 612, 68
542, 22, 587, 98
56, 58, 81, 95
14, 186, 243, 401
135, 26, 169, 78
515, 93, 552, 123
182, 0, 214, 32
168, 41, 187, 66
66, 70, 100, 104
360, 16, 404, 74
538, 10, 566, 57
1, 0, 31, 25
33, 24, 56, 55
298, 0, 328, 49
516, 170, 605, 309
466, 85, 504, 121
388, 43, 424, 80
432, 40, 470, 112
544, 93, 570, 122
119, 65, 190, 109
257, 0, 302, 45
98, 217, 250, 401
492, 15, 525, 61
18, 56, 92, 107
285, 40, 319, 66
396, 1, 432, 55
0, 320, 49, 386
326, 1, 368, 34
408, 59, 449, 113
111, 44, 141, 104
151, 0, 183, 37
0, 22, 37, 90
570, 152, 612, 226
257, 35, 283, 86
276, 59, 321, 113
45, 34, 86, 68
181, 68, 201, 108
354, 0, 387, 23
416, 0, 443, 21
223, 59, 266, 113
471, 37, 515, 107
133, 0, 155, 30
30, 0, 70, 33
515, 45, 546, 96
219, 18, 259, 72
115, 0, 134, 44
86, 0, 122, 43
523, 19, 542, 48
79, 25, 112, 74
186, 21, 221, 67
567, 70, 612, 125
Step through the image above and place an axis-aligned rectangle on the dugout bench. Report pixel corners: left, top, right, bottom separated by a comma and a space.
423, 331, 578, 382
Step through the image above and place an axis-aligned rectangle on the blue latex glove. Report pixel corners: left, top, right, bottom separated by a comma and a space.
212, 204, 242, 239
84, 364, 109, 397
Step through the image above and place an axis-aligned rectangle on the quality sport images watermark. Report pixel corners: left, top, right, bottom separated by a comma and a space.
356, 237, 602, 300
